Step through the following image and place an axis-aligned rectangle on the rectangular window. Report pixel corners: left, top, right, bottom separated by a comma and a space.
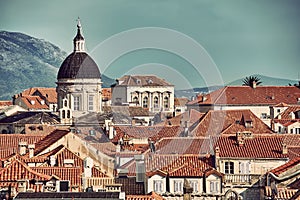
209, 181, 219, 193
174, 180, 183, 193
153, 180, 163, 193
88, 95, 94, 111
291, 129, 293, 134
296, 128, 300, 134
74, 96, 80, 111
189, 180, 198, 193
225, 161, 234, 174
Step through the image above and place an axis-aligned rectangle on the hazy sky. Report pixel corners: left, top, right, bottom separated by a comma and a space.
1, 0, 300, 89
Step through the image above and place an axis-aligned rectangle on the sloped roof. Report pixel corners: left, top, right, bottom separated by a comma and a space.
0, 101, 12, 107
187, 86, 300, 106
0, 159, 50, 181
19, 95, 49, 110
117, 75, 173, 86
174, 97, 189, 106
0, 134, 46, 159
191, 109, 274, 136
33, 88, 57, 103
122, 154, 214, 178
112, 126, 183, 143
216, 135, 288, 159
280, 105, 300, 119
34, 129, 70, 155
269, 156, 300, 176
0, 111, 59, 124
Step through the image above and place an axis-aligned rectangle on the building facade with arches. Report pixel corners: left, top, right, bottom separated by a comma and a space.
111, 75, 174, 114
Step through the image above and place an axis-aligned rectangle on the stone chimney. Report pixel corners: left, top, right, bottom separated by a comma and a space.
50, 155, 56, 166
134, 155, 145, 183
236, 132, 245, 146
18, 141, 27, 156
84, 157, 94, 178
28, 144, 35, 158
282, 143, 288, 154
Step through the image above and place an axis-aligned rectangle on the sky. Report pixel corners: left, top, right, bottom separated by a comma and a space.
1, 0, 300, 89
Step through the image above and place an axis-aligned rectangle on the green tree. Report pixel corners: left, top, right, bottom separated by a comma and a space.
242, 76, 262, 87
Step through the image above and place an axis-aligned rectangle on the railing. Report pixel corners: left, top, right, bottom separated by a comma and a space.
224, 174, 261, 185
83, 177, 115, 188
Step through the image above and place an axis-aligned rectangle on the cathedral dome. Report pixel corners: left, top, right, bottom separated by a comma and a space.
57, 18, 101, 80
57, 52, 101, 79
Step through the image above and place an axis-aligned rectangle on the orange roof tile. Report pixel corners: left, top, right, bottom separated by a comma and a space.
269, 156, 300, 176
216, 135, 289, 159
34, 129, 70, 155
102, 88, 112, 100
174, 97, 189, 106
20, 95, 49, 110
187, 86, 300, 106
112, 126, 183, 144
280, 105, 300, 119
0, 134, 46, 159
0, 101, 12, 107
126, 192, 166, 200
191, 109, 274, 136
33, 88, 57, 103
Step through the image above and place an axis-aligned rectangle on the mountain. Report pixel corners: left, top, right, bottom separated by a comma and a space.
0, 31, 115, 100
227, 74, 298, 86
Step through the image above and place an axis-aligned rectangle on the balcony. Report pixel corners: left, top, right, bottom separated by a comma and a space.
224, 174, 261, 185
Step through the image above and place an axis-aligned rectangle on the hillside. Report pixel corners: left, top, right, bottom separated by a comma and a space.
0, 31, 114, 100
227, 74, 298, 86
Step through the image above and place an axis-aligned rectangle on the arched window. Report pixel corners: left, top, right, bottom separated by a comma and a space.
64, 100, 68, 107
163, 96, 169, 109
133, 96, 139, 104
62, 110, 66, 119
143, 96, 148, 108
154, 96, 159, 108
67, 110, 71, 118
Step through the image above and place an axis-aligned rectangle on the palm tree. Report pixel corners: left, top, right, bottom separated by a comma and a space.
242, 76, 262, 87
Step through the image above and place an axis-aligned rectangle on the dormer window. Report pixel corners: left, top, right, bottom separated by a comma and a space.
148, 79, 153, 84
136, 79, 141, 84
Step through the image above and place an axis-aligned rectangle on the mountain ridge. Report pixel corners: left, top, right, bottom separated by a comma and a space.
0, 31, 115, 100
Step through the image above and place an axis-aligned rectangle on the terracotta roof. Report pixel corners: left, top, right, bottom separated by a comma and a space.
0, 111, 59, 125
115, 177, 145, 195
32, 167, 82, 186
283, 134, 300, 147
19, 95, 49, 110
288, 147, 300, 160
0, 159, 51, 181
0, 134, 46, 159
126, 192, 166, 200
112, 126, 183, 143
174, 97, 189, 106
273, 102, 290, 107
152, 137, 214, 155
34, 129, 70, 155
102, 88, 112, 100
0, 101, 12, 107
280, 105, 300, 119
191, 109, 274, 136
33, 88, 57, 103
269, 156, 300, 176
216, 135, 289, 159
15, 192, 121, 199
187, 86, 300, 106
117, 75, 173, 86
123, 154, 214, 178
156, 109, 204, 128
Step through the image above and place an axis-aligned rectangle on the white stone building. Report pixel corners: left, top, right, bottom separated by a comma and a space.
111, 75, 174, 114
56, 19, 102, 124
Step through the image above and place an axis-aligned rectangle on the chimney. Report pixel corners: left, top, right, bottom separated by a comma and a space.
18, 141, 27, 156
252, 81, 257, 89
84, 157, 94, 178
28, 144, 35, 158
236, 132, 245, 146
215, 146, 220, 158
50, 155, 56, 166
202, 95, 207, 102
131, 119, 136, 126
134, 155, 145, 183
183, 178, 193, 200
282, 143, 288, 154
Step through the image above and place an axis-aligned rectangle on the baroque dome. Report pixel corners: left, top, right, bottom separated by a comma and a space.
57, 52, 101, 79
